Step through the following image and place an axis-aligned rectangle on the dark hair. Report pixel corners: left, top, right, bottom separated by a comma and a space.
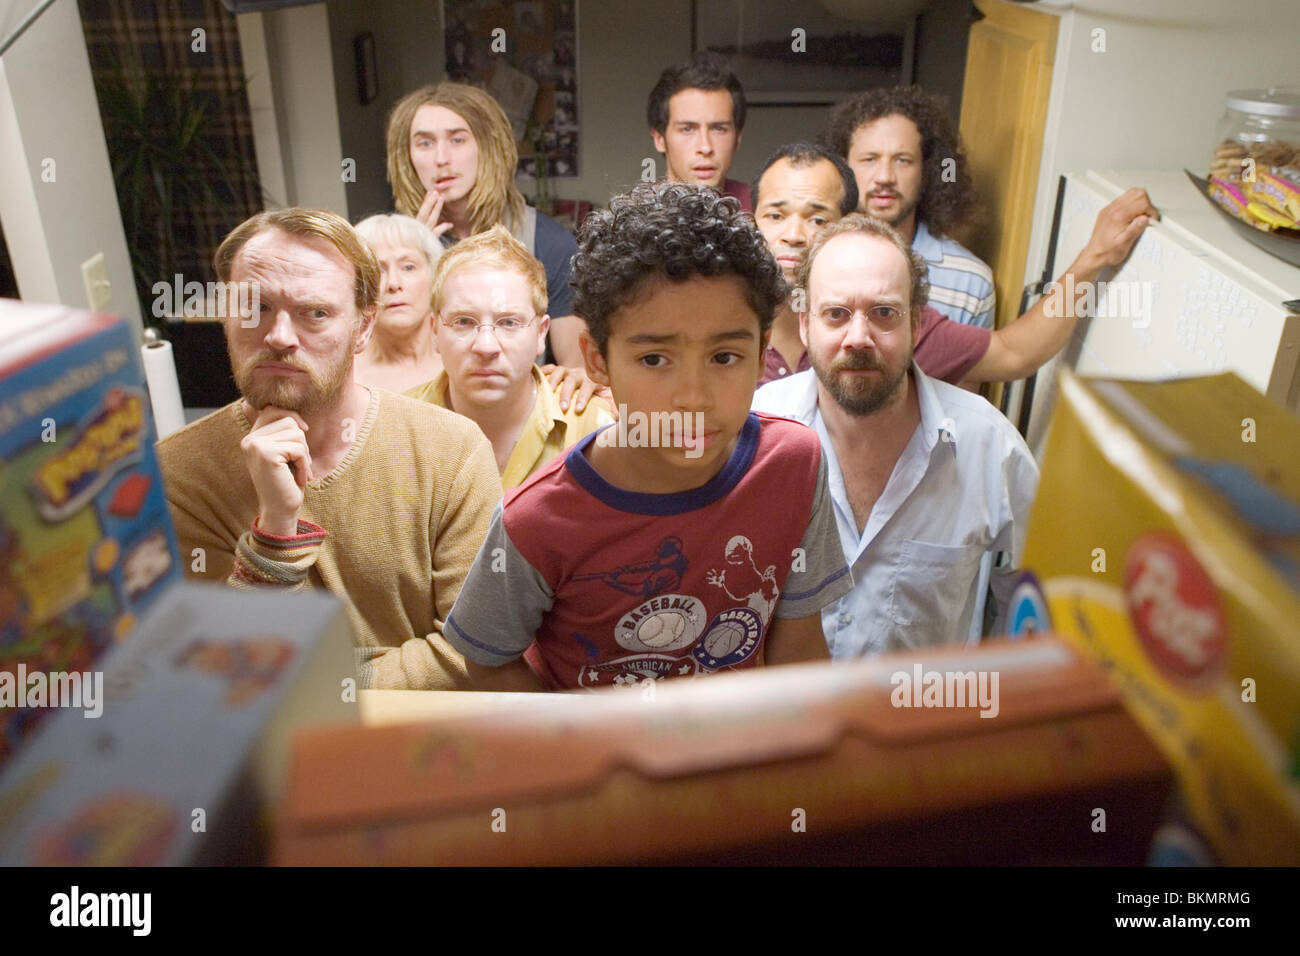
647, 52, 747, 134
572, 182, 785, 353
820, 86, 977, 239
751, 142, 859, 217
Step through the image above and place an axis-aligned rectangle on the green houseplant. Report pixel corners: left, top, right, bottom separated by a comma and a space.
92, 51, 246, 328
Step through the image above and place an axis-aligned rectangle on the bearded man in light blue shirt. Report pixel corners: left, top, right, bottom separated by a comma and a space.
752, 214, 1039, 657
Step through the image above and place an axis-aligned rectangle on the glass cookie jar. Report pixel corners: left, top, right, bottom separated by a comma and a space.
1209, 88, 1300, 183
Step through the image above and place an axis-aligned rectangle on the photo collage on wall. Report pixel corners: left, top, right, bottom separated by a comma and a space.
443, 0, 579, 178
693, 0, 905, 103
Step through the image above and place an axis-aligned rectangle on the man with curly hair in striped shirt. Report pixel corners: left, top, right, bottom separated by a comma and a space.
822, 86, 996, 330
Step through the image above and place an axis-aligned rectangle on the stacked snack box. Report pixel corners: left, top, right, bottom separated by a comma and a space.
0, 302, 181, 764
275, 638, 1171, 865
1207, 169, 1300, 233
0, 581, 358, 865
1022, 370, 1300, 864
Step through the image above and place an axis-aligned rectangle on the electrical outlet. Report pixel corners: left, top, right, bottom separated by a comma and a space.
80, 252, 112, 311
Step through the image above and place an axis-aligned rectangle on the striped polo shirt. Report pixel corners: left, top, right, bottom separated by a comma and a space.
912, 221, 996, 330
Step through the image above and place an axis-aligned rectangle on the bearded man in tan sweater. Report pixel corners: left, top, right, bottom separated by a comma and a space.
157, 207, 508, 690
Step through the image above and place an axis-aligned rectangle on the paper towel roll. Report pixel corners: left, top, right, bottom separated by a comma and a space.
142, 336, 187, 440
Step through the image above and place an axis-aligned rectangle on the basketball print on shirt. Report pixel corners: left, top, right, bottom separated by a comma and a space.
695, 606, 764, 668
694, 535, 778, 670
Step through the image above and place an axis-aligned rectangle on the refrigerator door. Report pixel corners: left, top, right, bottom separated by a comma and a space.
1024, 169, 1300, 453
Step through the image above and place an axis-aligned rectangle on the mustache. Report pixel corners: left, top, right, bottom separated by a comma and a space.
246, 350, 310, 372
833, 353, 884, 373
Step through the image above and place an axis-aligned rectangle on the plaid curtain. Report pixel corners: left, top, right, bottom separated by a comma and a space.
77, 0, 261, 317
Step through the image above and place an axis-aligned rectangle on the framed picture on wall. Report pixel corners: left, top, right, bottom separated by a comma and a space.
692, 0, 915, 105
354, 32, 378, 106
443, 0, 580, 178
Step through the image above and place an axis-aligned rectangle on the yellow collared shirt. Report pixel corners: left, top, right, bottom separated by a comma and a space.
406, 365, 614, 490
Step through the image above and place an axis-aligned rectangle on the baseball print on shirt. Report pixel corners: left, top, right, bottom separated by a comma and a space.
445, 413, 852, 691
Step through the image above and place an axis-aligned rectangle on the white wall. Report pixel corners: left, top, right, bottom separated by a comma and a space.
0, 0, 141, 338
329, 0, 443, 221
238, 4, 348, 214
319, 0, 851, 214
530, 0, 832, 205
1025, 0, 1300, 284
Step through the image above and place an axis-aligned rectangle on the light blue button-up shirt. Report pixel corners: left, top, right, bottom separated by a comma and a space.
752, 365, 1039, 658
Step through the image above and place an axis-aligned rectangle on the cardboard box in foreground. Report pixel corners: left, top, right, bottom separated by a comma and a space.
1022, 370, 1300, 865
0, 582, 357, 865
277, 638, 1170, 865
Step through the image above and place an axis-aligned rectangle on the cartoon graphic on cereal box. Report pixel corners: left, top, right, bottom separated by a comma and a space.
0, 306, 181, 765
173, 637, 297, 707
32, 793, 177, 866
0, 516, 32, 650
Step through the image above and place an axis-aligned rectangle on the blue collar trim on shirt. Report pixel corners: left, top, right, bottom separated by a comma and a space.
564, 412, 761, 515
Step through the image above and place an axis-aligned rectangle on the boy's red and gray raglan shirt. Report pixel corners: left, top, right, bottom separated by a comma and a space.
445, 412, 852, 690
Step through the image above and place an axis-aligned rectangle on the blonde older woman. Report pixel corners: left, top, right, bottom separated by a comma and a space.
353, 213, 444, 393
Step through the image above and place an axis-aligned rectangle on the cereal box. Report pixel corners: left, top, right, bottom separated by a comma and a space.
0, 581, 358, 865
275, 639, 1171, 865
0, 302, 181, 764
1022, 369, 1300, 865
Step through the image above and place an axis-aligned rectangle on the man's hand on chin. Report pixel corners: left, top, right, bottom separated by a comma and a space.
240, 403, 313, 536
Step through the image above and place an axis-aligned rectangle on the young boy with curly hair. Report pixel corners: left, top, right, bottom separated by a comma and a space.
444, 183, 851, 692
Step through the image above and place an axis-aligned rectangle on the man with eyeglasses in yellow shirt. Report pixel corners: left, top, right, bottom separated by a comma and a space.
407, 226, 614, 490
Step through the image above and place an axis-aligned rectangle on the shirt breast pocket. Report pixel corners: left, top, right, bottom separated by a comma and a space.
885, 539, 983, 644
